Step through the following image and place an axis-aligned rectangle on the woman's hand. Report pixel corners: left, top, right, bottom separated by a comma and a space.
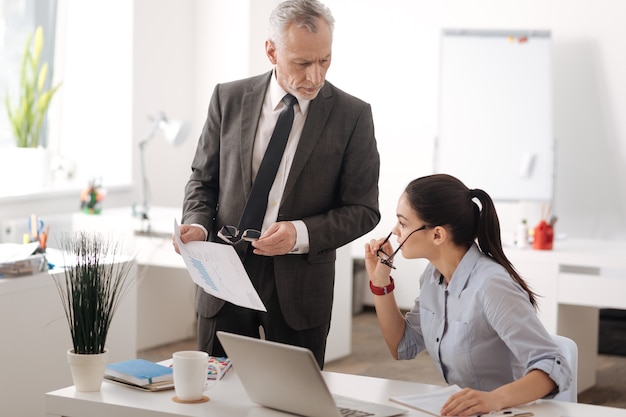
440, 388, 502, 417
364, 235, 394, 284
441, 370, 556, 416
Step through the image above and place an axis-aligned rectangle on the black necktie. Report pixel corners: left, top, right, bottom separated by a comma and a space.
238, 94, 298, 233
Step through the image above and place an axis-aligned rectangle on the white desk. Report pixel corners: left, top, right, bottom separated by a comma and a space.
45, 370, 626, 417
0, 263, 137, 417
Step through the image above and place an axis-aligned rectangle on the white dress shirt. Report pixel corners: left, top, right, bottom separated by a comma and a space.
253, 71, 311, 253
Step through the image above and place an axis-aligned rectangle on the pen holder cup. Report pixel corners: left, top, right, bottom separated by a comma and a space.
532, 221, 554, 250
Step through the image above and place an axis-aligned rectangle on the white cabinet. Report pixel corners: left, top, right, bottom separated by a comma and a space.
506, 240, 626, 392
0, 265, 137, 417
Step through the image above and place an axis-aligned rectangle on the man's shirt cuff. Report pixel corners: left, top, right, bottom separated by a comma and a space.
289, 220, 309, 254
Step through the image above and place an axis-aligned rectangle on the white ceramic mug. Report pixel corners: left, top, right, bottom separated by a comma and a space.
172, 351, 209, 401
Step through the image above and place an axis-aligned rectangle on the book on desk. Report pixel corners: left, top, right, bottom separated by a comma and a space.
207, 356, 232, 380
104, 375, 175, 392
105, 359, 173, 390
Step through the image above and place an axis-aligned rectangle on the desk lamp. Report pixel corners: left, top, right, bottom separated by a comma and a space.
135, 112, 189, 234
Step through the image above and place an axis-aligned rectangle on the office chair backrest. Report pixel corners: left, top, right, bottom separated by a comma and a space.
551, 334, 578, 402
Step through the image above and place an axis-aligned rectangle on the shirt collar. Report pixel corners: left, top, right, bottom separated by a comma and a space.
270, 69, 310, 115
428, 243, 482, 297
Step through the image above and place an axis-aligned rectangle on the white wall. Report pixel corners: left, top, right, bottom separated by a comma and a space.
187, 0, 626, 244
132, 0, 198, 212
2, 0, 625, 246
133, 0, 277, 211
322, 0, 626, 245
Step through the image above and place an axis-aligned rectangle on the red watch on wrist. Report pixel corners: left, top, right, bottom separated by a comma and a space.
369, 277, 395, 296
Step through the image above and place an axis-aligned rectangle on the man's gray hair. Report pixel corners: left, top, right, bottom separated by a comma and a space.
268, 0, 335, 46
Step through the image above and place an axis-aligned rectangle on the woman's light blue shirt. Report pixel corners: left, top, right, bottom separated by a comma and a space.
398, 244, 572, 395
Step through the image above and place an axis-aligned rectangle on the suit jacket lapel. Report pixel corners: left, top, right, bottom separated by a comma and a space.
282, 82, 334, 201
240, 72, 273, 196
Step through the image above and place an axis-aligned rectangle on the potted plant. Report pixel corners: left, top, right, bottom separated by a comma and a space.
5, 25, 61, 148
2, 25, 62, 193
53, 231, 135, 391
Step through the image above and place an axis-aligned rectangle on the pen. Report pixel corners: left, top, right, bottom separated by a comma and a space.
477, 411, 534, 417
476, 410, 534, 417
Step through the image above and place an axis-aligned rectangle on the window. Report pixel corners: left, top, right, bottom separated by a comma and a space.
50, 0, 133, 188
0, 0, 58, 148
0, 0, 133, 198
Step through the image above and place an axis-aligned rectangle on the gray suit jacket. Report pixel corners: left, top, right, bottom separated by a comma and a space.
182, 71, 380, 330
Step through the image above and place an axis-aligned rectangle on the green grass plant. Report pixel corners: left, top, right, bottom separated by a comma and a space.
53, 232, 134, 354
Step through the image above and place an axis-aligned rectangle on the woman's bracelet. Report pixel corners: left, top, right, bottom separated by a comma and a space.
369, 277, 395, 296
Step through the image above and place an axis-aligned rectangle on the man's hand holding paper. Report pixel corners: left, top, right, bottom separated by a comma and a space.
173, 220, 266, 312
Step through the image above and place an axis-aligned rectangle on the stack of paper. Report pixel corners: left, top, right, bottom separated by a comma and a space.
390, 385, 533, 416
0, 243, 47, 278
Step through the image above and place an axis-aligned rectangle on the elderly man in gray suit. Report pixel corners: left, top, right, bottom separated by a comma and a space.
176, 0, 380, 368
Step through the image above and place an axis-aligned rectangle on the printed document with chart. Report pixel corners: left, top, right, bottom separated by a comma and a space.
174, 220, 266, 312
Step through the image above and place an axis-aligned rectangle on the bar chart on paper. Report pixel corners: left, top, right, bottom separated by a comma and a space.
173, 220, 266, 311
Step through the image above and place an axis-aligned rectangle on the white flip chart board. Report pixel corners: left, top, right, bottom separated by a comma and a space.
435, 29, 554, 201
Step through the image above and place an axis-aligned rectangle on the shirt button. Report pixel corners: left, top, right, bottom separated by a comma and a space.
436, 338, 440, 342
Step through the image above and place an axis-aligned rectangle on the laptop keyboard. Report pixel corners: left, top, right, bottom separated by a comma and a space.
339, 407, 374, 417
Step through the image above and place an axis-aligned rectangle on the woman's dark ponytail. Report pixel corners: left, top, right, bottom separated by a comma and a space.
405, 175, 538, 308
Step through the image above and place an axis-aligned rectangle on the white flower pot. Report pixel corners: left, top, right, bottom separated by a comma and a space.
67, 349, 109, 392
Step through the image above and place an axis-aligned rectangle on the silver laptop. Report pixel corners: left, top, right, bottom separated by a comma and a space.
217, 331, 408, 417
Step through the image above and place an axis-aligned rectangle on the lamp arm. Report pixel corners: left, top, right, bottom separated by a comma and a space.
139, 113, 165, 147
137, 113, 164, 225
136, 112, 187, 232
139, 142, 150, 220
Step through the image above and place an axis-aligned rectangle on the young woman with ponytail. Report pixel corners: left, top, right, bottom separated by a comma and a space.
364, 174, 572, 416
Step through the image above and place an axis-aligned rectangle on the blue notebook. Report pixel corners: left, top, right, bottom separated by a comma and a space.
105, 359, 173, 386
